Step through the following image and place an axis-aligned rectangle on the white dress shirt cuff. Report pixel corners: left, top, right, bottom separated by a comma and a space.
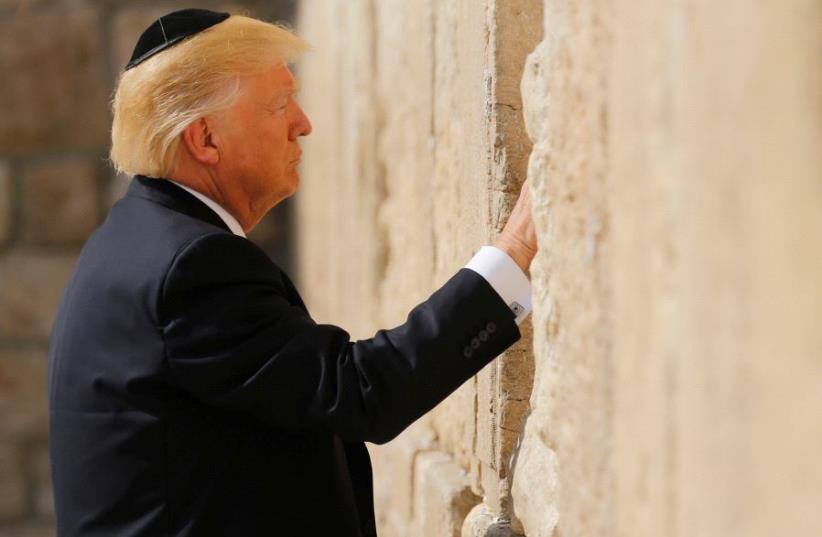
464, 246, 532, 325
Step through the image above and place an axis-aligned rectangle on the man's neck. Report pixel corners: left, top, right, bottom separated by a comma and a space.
167, 180, 247, 237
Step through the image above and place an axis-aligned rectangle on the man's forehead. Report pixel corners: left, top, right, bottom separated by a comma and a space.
270, 65, 300, 94
246, 65, 300, 101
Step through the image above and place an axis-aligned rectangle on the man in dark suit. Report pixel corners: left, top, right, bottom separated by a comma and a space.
48, 9, 537, 537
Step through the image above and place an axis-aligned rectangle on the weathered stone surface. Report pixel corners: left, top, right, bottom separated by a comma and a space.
368, 417, 435, 537
0, 7, 108, 152
461, 503, 524, 537
509, 3, 612, 536
296, 0, 540, 530
21, 157, 99, 245
475, 321, 534, 509
0, 252, 77, 343
0, 163, 10, 247
508, 1, 822, 537
257, 0, 822, 535
411, 451, 479, 537
0, 348, 48, 441
0, 442, 26, 522
509, 415, 559, 537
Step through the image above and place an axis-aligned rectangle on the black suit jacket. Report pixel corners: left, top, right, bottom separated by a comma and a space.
48, 176, 522, 536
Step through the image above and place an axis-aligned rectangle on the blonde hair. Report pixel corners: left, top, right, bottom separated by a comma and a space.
109, 14, 311, 178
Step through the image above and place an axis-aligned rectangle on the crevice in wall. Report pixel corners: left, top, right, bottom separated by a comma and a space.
478, 0, 544, 527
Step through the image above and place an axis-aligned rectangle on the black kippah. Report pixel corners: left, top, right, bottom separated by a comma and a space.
125, 8, 231, 71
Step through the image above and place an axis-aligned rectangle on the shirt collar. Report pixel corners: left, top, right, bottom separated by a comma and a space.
168, 180, 246, 238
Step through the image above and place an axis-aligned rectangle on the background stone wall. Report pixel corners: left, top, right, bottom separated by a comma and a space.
296, 1, 821, 537
0, 1, 296, 535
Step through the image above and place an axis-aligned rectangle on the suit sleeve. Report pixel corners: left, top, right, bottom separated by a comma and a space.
160, 233, 521, 444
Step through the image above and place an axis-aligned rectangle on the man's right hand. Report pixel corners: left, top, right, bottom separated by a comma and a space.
493, 178, 538, 276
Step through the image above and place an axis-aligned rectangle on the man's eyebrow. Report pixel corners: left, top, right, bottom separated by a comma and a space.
264, 82, 301, 107
268, 82, 301, 106
281, 81, 301, 95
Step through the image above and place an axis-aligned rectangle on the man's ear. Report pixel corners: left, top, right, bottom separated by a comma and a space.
181, 117, 220, 166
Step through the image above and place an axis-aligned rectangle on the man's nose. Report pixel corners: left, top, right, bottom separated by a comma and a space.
290, 104, 312, 139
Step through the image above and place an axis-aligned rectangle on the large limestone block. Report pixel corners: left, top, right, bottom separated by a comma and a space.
296, 0, 544, 527
0, 252, 77, 342
295, 0, 387, 337
509, 407, 559, 537
368, 417, 436, 537
0, 348, 48, 441
0, 442, 26, 523
411, 451, 479, 537
0, 7, 108, 152
608, 2, 822, 536
20, 157, 99, 246
510, 2, 612, 535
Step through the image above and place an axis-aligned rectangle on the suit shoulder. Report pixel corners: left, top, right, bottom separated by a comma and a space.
163, 232, 285, 295
111, 193, 231, 247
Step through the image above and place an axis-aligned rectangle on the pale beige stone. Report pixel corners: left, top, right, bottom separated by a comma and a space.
508, 1, 822, 537
298, 0, 822, 534
510, 3, 613, 535
296, 0, 541, 528
606, 2, 822, 536
411, 451, 479, 537
368, 417, 436, 537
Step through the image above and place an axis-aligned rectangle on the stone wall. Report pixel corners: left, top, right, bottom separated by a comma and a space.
0, 1, 296, 535
296, 1, 822, 536
295, 1, 541, 536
